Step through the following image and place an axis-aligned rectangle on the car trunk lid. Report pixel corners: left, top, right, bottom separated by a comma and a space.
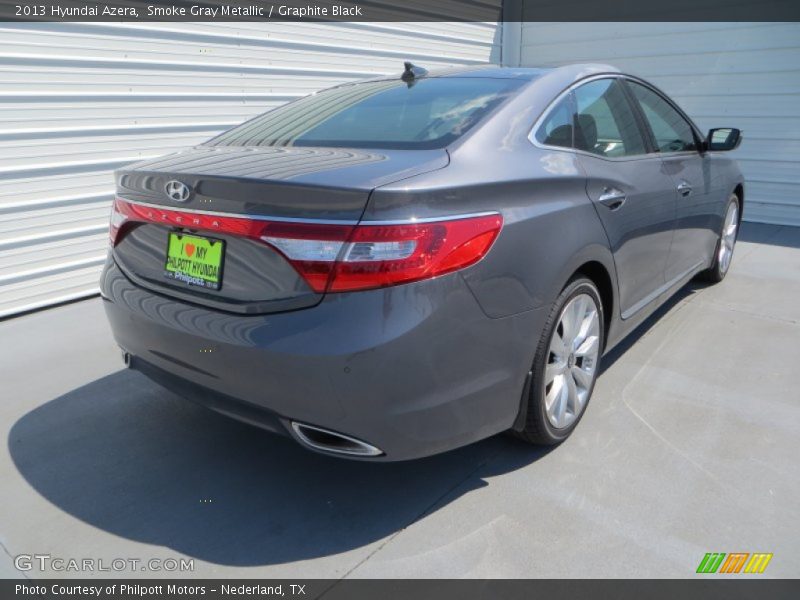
111, 145, 448, 314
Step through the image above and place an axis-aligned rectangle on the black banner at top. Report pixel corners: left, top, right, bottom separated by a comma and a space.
1, 0, 799, 22
1, 0, 501, 21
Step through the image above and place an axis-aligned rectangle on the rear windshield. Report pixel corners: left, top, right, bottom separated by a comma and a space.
208, 77, 526, 150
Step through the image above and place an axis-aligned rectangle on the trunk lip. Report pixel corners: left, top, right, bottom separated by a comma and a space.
116, 197, 499, 226
117, 146, 449, 191
116, 197, 360, 225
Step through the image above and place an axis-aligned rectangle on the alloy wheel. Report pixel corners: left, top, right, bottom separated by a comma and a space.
544, 293, 600, 429
718, 202, 739, 274
544, 294, 600, 429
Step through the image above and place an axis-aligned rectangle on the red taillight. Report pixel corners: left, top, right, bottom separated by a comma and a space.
111, 198, 502, 293
108, 198, 129, 246
326, 216, 502, 291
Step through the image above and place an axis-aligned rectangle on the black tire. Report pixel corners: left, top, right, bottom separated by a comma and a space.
698, 193, 740, 284
515, 276, 604, 445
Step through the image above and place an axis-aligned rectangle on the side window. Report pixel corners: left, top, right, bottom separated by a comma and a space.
573, 79, 646, 158
628, 82, 697, 153
535, 93, 574, 149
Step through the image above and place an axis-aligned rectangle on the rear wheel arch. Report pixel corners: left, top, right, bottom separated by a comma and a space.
512, 275, 604, 443
573, 261, 614, 351
550, 247, 618, 350
510, 253, 616, 437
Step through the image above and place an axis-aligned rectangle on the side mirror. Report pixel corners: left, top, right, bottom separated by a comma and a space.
706, 128, 742, 152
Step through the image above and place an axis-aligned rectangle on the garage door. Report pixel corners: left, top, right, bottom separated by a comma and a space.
0, 21, 501, 318
515, 22, 800, 226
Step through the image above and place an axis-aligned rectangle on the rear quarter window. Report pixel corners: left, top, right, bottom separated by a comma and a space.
535, 94, 574, 149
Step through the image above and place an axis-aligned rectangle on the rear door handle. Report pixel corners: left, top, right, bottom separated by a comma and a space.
597, 187, 626, 210
677, 181, 693, 196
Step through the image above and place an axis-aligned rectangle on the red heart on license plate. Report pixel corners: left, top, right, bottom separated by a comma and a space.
185, 243, 195, 257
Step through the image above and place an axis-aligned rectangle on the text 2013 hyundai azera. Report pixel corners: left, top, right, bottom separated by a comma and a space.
101, 63, 744, 460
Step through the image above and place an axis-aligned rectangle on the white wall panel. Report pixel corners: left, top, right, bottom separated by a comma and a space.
516, 22, 800, 226
0, 20, 500, 318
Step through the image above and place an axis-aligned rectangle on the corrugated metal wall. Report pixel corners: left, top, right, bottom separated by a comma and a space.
515, 22, 800, 226
0, 21, 501, 318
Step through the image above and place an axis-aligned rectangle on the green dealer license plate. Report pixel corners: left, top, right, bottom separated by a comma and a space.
164, 232, 225, 290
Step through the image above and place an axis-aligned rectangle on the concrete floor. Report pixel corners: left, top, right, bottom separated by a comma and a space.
1, 222, 798, 579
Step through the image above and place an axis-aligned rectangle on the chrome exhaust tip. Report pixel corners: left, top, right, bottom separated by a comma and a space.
121, 350, 131, 368
291, 422, 383, 457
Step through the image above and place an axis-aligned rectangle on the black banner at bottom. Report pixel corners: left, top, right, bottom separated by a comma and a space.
4, 579, 799, 600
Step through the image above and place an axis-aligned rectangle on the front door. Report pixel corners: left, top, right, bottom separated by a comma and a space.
625, 80, 717, 282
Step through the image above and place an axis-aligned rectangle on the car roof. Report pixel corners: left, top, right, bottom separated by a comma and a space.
342, 63, 622, 87
430, 65, 552, 79
434, 63, 622, 82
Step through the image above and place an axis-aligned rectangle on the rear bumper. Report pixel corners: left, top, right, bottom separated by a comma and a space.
129, 354, 288, 437
101, 257, 547, 460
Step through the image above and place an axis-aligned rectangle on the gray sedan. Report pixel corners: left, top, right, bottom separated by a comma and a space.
101, 63, 743, 460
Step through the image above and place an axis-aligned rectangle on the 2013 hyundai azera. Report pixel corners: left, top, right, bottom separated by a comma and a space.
101, 63, 744, 460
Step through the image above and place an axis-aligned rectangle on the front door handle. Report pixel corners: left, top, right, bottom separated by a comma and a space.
677, 181, 693, 196
598, 187, 626, 210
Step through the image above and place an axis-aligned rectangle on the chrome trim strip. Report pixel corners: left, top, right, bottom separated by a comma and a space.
528, 73, 704, 161
119, 197, 500, 227
621, 260, 704, 320
361, 211, 501, 226
118, 198, 359, 225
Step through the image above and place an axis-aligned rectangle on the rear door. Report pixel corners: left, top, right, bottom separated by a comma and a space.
624, 80, 718, 282
571, 78, 677, 319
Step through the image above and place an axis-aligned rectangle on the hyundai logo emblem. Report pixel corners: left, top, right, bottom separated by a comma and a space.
164, 180, 191, 202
